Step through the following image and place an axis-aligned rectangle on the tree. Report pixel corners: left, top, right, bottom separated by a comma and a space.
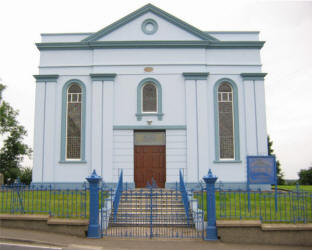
0, 83, 32, 184
19, 167, 32, 185
298, 166, 312, 185
267, 135, 285, 185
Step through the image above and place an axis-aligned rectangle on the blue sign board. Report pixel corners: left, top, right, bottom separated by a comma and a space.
247, 156, 276, 184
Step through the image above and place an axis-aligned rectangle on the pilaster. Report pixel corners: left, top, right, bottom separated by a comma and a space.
90, 74, 116, 181
241, 73, 268, 156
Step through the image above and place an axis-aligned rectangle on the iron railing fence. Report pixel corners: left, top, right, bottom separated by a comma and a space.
0, 182, 88, 218
113, 170, 123, 222
216, 188, 312, 223
179, 170, 190, 225
99, 184, 205, 239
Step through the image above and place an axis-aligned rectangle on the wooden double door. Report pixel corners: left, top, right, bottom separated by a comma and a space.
134, 131, 166, 188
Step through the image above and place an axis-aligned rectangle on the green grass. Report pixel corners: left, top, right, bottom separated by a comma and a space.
195, 190, 312, 223
0, 189, 109, 218
277, 185, 312, 192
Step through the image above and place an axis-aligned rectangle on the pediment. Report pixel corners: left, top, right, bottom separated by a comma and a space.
82, 4, 218, 42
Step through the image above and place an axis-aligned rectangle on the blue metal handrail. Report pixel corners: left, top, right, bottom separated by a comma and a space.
113, 170, 123, 222
179, 170, 190, 225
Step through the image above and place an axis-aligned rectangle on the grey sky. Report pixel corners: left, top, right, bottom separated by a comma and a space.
0, 0, 311, 179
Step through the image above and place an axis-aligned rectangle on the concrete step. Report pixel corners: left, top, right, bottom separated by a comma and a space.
109, 221, 195, 227
116, 208, 186, 212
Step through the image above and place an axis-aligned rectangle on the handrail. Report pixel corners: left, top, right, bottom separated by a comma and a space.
179, 170, 190, 225
113, 169, 123, 222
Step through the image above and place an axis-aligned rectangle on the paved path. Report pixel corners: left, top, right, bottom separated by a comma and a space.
0, 227, 309, 250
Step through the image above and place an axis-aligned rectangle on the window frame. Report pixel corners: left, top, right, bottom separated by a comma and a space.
136, 78, 163, 121
141, 82, 158, 113
65, 84, 83, 161
214, 78, 240, 163
60, 79, 86, 163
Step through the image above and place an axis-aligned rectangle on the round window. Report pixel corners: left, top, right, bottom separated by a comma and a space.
141, 19, 158, 35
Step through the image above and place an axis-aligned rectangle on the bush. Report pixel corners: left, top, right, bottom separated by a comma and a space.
19, 167, 32, 185
298, 167, 312, 185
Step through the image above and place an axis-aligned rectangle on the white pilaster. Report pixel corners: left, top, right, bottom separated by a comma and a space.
91, 80, 103, 176
243, 79, 258, 155
196, 79, 210, 179
254, 80, 268, 155
32, 82, 46, 182
185, 79, 198, 182
42, 82, 57, 181
102, 80, 114, 182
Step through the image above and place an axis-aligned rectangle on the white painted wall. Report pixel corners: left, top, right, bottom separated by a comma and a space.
33, 12, 268, 185
98, 12, 200, 41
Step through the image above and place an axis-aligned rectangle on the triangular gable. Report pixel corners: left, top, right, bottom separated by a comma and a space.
82, 4, 218, 42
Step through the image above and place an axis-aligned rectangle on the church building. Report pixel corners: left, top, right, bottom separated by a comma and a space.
32, 4, 268, 187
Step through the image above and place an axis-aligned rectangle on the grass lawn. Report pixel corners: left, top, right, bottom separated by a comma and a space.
277, 185, 312, 192
194, 190, 312, 223
0, 189, 110, 218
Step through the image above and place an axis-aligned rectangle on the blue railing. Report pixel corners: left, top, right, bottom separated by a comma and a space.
113, 170, 123, 222
218, 187, 312, 223
179, 170, 190, 224
0, 181, 88, 218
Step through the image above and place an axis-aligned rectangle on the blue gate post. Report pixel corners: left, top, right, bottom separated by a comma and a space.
203, 169, 218, 241
86, 170, 101, 238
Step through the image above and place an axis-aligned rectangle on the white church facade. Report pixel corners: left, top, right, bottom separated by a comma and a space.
32, 4, 268, 187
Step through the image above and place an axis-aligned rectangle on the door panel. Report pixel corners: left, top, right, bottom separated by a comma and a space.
134, 145, 166, 188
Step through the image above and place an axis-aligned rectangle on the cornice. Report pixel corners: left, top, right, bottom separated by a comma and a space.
183, 72, 209, 80
36, 40, 265, 50
240, 73, 267, 80
33, 74, 59, 82
90, 73, 117, 81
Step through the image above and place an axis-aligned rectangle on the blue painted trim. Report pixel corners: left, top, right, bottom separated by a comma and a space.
136, 78, 163, 121
213, 160, 242, 163
141, 19, 158, 35
81, 4, 218, 42
183, 72, 209, 80
60, 79, 86, 162
113, 125, 186, 130
33, 75, 59, 82
214, 78, 240, 161
36, 40, 265, 50
42, 32, 93, 36
240, 73, 267, 80
90, 73, 116, 81
58, 161, 87, 164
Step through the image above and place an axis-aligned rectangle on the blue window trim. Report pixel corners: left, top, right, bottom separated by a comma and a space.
60, 79, 86, 163
136, 78, 164, 121
214, 78, 240, 162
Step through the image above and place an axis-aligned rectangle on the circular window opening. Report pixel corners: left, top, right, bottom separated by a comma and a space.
141, 19, 158, 35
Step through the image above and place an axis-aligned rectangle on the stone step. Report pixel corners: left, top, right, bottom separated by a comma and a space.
109, 221, 195, 227
120, 194, 182, 200
116, 208, 186, 212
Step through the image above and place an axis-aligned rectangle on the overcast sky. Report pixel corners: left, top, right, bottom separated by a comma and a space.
0, 0, 311, 179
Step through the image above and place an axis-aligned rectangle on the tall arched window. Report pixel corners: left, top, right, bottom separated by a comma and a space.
214, 79, 240, 161
218, 82, 234, 159
136, 78, 163, 121
142, 82, 157, 112
66, 84, 82, 159
60, 79, 86, 162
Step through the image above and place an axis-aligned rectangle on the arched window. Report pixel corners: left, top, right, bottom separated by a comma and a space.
66, 84, 82, 159
214, 79, 240, 161
60, 79, 86, 162
136, 78, 163, 121
218, 82, 234, 159
142, 82, 157, 112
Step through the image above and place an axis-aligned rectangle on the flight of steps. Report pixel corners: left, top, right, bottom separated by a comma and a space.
109, 188, 194, 227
